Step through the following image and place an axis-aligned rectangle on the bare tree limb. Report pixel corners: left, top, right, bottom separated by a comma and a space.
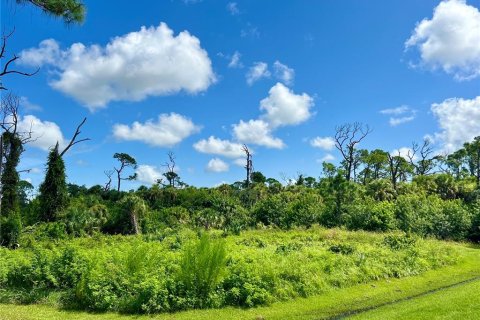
59, 117, 90, 157
0, 29, 39, 90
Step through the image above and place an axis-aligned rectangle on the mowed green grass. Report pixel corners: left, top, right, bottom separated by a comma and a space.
1, 244, 479, 320
351, 278, 480, 320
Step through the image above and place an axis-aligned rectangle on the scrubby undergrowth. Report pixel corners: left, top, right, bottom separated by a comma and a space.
0, 227, 461, 314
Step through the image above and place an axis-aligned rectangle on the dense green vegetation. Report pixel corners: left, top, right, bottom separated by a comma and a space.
1, 116, 480, 316
0, 228, 465, 314
0, 240, 478, 319
1, 1, 479, 318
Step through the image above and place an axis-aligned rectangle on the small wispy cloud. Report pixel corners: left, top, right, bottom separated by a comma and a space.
228, 51, 243, 68
380, 105, 417, 127
226, 2, 240, 15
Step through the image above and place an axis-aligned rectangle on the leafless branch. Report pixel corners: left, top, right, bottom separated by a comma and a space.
0, 29, 39, 90
60, 117, 90, 157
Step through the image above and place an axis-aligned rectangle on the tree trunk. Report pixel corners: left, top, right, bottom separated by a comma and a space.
0, 134, 3, 241
117, 171, 121, 192
131, 212, 140, 234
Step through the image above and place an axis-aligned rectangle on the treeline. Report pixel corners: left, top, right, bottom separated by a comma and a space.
1, 112, 480, 247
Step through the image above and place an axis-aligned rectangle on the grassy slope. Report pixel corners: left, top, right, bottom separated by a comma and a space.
1, 244, 479, 320
351, 278, 480, 320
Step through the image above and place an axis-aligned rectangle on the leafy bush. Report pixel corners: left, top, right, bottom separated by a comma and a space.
383, 234, 417, 250
395, 194, 471, 240
342, 199, 396, 232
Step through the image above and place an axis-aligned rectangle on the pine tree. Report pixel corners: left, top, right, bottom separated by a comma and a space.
17, 0, 86, 24
38, 143, 68, 222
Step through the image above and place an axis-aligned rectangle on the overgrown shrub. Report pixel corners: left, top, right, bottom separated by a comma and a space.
342, 199, 396, 232
177, 234, 227, 308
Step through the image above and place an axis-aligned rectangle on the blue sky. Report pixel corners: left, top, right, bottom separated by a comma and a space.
1, 0, 480, 189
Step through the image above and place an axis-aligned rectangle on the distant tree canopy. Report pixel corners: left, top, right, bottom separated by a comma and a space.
17, 0, 86, 24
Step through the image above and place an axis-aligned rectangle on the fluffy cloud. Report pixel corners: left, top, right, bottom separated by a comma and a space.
405, 0, 480, 80
431, 96, 480, 152
113, 113, 200, 147
17, 115, 65, 151
135, 165, 163, 185
317, 154, 335, 163
260, 83, 314, 128
206, 158, 229, 172
194, 84, 313, 155
246, 62, 270, 85
380, 105, 417, 126
20, 97, 42, 112
310, 136, 335, 150
193, 136, 245, 158
232, 119, 285, 149
19, 39, 60, 66
233, 158, 246, 167
19, 23, 216, 110
273, 61, 295, 85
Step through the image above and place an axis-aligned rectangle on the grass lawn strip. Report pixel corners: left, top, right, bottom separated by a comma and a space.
349, 276, 480, 320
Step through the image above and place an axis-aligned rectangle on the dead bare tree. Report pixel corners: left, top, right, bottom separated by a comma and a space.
242, 144, 253, 187
0, 29, 39, 91
103, 170, 114, 192
162, 151, 178, 188
407, 139, 436, 176
334, 122, 372, 181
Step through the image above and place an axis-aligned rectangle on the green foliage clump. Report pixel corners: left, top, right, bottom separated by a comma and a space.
177, 234, 227, 308
342, 199, 396, 232
395, 194, 471, 240
383, 234, 417, 250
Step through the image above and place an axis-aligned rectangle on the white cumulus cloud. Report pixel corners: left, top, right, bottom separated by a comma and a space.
206, 158, 229, 172
431, 96, 480, 153
405, 0, 480, 80
19, 23, 216, 110
233, 158, 246, 167
232, 119, 285, 149
246, 62, 270, 85
193, 136, 245, 158
18, 115, 66, 151
136, 165, 163, 185
113, 113, 200, 147
310, 136, 335, 150
273, 61, 295, 85
317, 154, 335, 163
260, 82, 314, 128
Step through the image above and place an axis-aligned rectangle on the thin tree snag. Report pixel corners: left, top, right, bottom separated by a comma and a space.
334, 122, 372, 181
243, 144, 253, 187
0, 29, 39, 90
103, 170, 114, 192
59, 117, 90, 157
